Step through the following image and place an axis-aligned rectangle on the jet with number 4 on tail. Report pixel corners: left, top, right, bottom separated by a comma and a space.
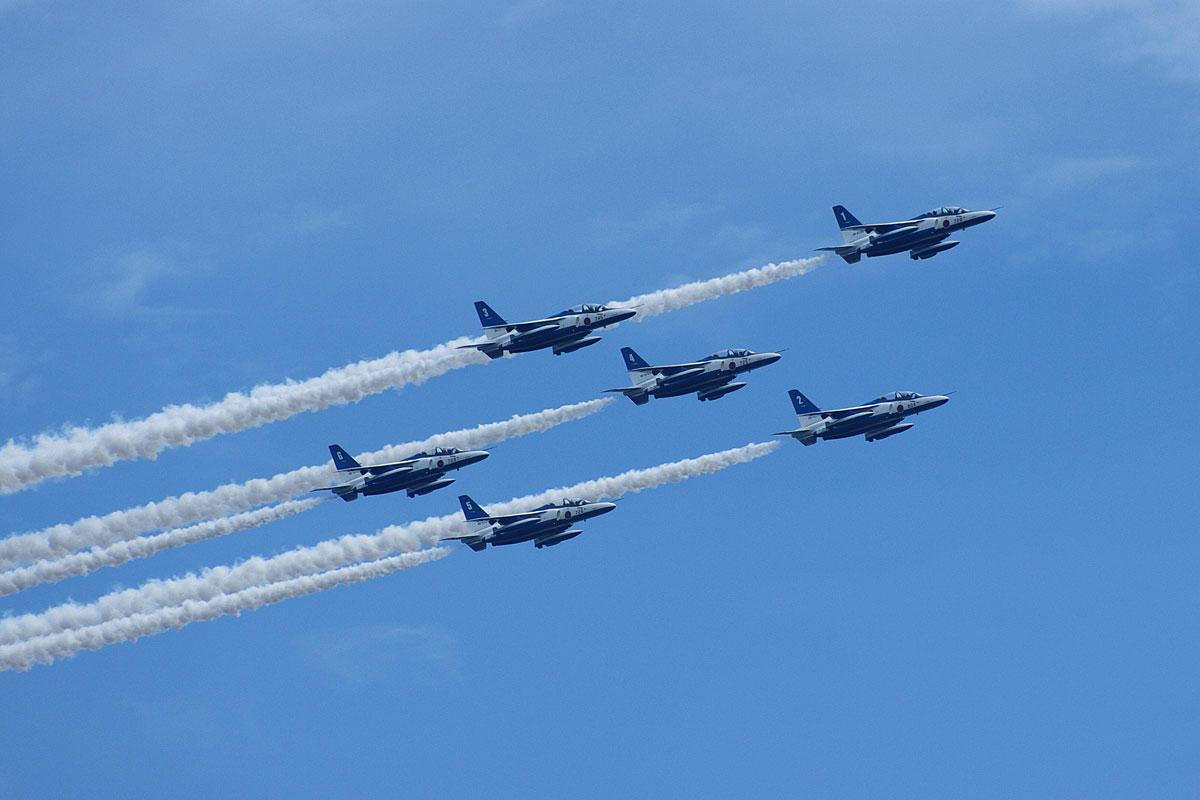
441, 494, 617, 550
818, 205, 996, 263
310, 444, 490, 501
605, 346, 782, 405
458, 301, 638, 359
774, 389, 949, 445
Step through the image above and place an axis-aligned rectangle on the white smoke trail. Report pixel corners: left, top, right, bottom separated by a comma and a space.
613, 255, 826, 320
0, 548, 452, 672
0, 398, 613, 569
1, 256, 824, 496
0, 337, 490, 495
0, 442, 778, 647
0, 498, 324, 596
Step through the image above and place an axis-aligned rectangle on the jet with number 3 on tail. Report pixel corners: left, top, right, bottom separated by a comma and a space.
818, 204, 996, 263
458, 301, 637, 359
774, 389, 949, 445
441, 494, 617, 550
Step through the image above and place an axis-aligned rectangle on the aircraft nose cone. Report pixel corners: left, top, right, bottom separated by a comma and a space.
590, 502, 617, 516
925, 395, 950, 409
977, 210, 996, 223
613, 308, 638, 323
758, 352, 783, 367
461, 450, 490, 466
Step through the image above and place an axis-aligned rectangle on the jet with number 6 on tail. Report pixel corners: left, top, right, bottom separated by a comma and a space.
774, 389, 949, 445
310, 444, 490, 501
605, 346, 782, 405
458, 300, 638, 359
818, 204, 996, 263
441, 494, 617, 550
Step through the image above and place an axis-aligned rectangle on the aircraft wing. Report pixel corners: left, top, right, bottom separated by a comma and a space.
483, 319, 563, 332
476, 509, 546, 523
363, 462, 415, 475
839, 219, 916, 232
817, 405, 876, 419
649, 362, 707, 375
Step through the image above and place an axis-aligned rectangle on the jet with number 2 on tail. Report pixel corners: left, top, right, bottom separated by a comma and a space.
774, 389, 949, 445
605, 346, 782, 405
310, 444, 490, 501
818, 205, 996, 263
441, 494, 617, 550
458, 301, 638, 359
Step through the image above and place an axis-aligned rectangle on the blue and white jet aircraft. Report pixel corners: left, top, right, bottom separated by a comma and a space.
459, 301, 638, 359
774, 389, 949, 445
605, 346, 782, 404
442, 494, 617, 550
817, 204, 996, 263
311, 444, 490, 501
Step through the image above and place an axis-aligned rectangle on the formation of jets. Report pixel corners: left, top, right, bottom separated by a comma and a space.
818, 204, 995, 263
315, 201, 982, 549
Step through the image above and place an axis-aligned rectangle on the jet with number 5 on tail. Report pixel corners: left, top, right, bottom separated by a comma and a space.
774, 389, 949, 445
310, 444, 490, 501
818, 205, 996, 263
458, 301, 638, 359
605, 346, 782, 405
441, 494, 617, 550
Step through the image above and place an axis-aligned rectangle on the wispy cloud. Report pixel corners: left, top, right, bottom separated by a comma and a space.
500, 0, 557, 30
1021, 155, 1146, 196
85, 243, 210, 319
1014, 0, 1200, 84
302, 623, 461, 684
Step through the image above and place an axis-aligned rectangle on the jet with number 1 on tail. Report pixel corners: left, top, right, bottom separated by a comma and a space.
458, 301, 638, 359
310, 444, 490, 501
605, 346, 782, 405
774, 389, 949, 445
441, 494, 617, 550
818, 204, 996, 263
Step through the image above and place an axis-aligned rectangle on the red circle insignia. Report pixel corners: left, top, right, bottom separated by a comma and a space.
942, 219, 949, 228
437, 459, 444, 467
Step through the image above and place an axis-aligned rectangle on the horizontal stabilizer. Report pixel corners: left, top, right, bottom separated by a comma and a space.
772, 429, 817, 446
815, 245, 861, 264
457, 342, 505, 359
603, 387, 650, 405
310, 486, 359, 501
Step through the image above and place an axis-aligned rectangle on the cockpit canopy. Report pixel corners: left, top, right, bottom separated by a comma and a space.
704, 348, 753, 360
533, 498, 589, 510
872, 391, 920, 403
918, 206, 967, 218
557, 303, 607, 316
411, 446, 463, 458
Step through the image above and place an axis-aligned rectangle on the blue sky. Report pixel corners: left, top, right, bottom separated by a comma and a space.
2, 1, 1197, 797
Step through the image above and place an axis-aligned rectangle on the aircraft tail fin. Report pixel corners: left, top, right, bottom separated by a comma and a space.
620, 346, 651, 371
473, 301, 506, 327
788, 390, 821, 415
832, 205, 862, 230
328, 444, 363, 471
458, 494, 489, 521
